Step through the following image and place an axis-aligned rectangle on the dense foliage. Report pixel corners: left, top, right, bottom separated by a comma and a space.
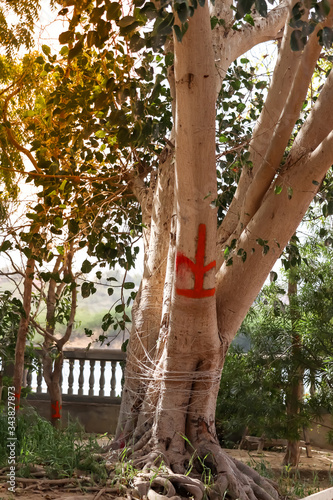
216, 223, 333, 447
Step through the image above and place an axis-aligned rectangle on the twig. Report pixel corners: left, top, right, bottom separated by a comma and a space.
0, 476, 80, 485
29, 318, 59, 344
93, 488, 106, 499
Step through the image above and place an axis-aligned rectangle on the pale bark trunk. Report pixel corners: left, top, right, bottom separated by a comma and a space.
119, 0, 221, 458
115, 148, 175, 441
112, 1, 333, 498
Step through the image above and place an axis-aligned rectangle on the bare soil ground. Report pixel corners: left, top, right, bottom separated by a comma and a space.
0, 446, 332, 500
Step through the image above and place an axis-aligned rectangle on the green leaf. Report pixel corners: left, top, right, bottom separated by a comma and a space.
68, 219, 79, 233
68, 40, 83, 60
96, 129, 106, 138
0, 240, 12, 252
118, 15, 136, 27
81, 259, 93, 273
231, 80, 241, 90
236, 0, 254, 18
121, 339, 129, 352
154, 13, 174, 36
211, 15, 219, 29
255, 0, 267, 17
108, 287, 114, 296
60, 46, 69, 56
290, 30, 307, 51
327, 200, 333, 215
115, 303, 125, 313
287, 186, 293, 200
321, 27, 333, 48
42, 44, 51, 55
270, 271, 278, 282
176, 3, 190, 23
256, 238, 266, 246
106, 2, 121, 20
312, 179, 320, 185
59, 30, 74, 45
81, 282, 91, 298
244, 14, 254, 25
53, 217, 63, 229
173, 24, 183, 42
274, 185, 283, 195
87, 30, 100, 48
59, 180, 67, 191
124, 282, 135, 289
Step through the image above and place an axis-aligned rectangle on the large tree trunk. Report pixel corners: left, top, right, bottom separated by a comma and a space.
112, 0, 333, 498
112, 6, 280, 500
115, 147, 175, 442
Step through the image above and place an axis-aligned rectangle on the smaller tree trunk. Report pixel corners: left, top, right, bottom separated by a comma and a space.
13, 256, 35, 411
42, 350, 63, 427
41, 247, 77, 426
283, 252, 303, 467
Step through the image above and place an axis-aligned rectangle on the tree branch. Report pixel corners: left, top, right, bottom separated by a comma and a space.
2, 86, 42, 174
289, 67, 333, 161
212, 0, 289, 93
30, 318, 59, 344
249, 1, 303, 173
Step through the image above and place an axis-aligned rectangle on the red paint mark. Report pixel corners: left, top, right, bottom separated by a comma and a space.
176, 224, 216, 298
51, 401, 62, 419
15, 388, 21, 410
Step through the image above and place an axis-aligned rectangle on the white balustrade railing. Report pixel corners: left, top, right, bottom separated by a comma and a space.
24, 349, 126, 399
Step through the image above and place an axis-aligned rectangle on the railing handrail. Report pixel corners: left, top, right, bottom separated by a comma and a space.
32, 347, 127, 361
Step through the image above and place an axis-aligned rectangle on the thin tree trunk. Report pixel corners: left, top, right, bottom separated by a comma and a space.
13, 256, 35, 410
41, 247, 77, 427
283, 256, 303, 466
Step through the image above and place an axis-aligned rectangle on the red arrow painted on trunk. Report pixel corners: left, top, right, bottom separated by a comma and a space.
51, 401, 62, 419
15, 388, 21, 410
176, 224, 216, 298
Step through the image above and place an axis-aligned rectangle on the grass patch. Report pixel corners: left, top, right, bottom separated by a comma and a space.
0, 406, 108, 480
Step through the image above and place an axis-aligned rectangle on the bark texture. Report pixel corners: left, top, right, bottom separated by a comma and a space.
112, 0, 333, 498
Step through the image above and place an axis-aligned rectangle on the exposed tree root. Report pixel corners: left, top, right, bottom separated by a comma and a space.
104, 437, 281, 500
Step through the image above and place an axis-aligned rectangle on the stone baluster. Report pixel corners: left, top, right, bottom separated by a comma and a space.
68, 360, 74, 395
36, 365, 43, 393
22, 368, 27, 387
120, 361, 125, 395
99, 360, 105, 397
111, 361, 116, 397
78, 360, 85, 396
26, 368, 32, 390
89, 360, 95, 396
